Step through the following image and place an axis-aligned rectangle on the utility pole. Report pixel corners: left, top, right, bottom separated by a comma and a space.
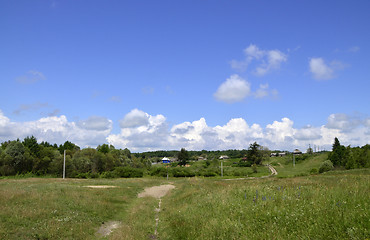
221, 160, 223, 177
293, 153, 295, 167
63, 150, 66, 179
166, 165, 169, 180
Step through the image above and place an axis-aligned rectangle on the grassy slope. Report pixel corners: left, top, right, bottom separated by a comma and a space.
159, 169, 370, 240
0, 178, 163, 240
1, 154, 368, 239
267, 152, 328, 178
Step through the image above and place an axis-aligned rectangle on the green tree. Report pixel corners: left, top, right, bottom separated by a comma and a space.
328, 137, 346, 166
97, 144, 110, 154
307, 145, 313, 154
178, 148, 189, 166
23, 136, 40, 158
247, 142, 264, 165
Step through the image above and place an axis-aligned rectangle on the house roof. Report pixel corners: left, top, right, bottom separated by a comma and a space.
162, 157, 170, 160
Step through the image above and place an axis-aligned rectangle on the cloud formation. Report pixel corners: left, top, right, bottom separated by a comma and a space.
214, 74, 251, 103
231, 44, 287, 76
0, 109, 368, 152
214, 76, 278, 103
16, 70, 46, 84
309, 58, 334, 80
13, 102, 50, 115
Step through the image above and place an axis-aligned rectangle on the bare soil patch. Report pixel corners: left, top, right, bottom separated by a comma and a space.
96, 221, 120, 237
138, 184, 175, 199
84, 185, 118, 189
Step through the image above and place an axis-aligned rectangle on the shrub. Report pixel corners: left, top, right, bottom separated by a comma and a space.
310, 168, 318, 174
100, 171, 115, 178
114, 166, 143, 178
149, 167, 168, 177
251, 164, 258, 173
237, 161, 252, 167
319, 160, 334, 173
172, 168, 195, 177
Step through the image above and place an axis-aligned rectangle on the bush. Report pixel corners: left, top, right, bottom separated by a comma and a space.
237, 161, 252, 167
149, 167, 168, 177
319, 160, 334, 173
310, 168, 318, 174
172, 168, 195, 177
100, 171, 115, 178
113, 167, 143, 178
251, 164, 258, 173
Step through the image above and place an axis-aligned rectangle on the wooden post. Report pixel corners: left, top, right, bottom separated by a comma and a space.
221, 160, 223, 177
63, 150, 66, 179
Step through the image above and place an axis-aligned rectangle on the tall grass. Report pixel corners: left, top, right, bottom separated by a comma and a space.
0, 178, 162, 239
159, 169, 369, 239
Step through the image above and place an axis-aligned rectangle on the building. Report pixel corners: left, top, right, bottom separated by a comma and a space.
162, 157, 171, 163
293, 149, 302, 155
219, 155, 229, 160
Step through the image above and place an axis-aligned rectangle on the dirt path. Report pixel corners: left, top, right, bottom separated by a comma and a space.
138, 184, 175, 239
223, 164, 278, 181
138, 184, 175, 199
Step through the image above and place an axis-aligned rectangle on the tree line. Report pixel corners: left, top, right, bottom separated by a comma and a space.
327, 137, 369, 169
0, 136, 368, 178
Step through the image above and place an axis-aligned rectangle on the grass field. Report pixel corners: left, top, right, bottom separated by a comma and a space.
1, 166, 369, 239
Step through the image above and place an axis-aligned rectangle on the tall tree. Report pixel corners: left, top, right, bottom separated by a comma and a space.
178, 148, 189, 166
248, 142, 264, 165
328, 137, 346, 166
23, 136, 40, 158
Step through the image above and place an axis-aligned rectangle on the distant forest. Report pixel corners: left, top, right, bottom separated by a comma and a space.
0, 136, 368, 178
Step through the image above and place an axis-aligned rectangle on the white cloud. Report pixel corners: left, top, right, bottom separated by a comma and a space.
309, 58, 334, 80
16, 70, 46, 84
255, 50, 287, 76
0, 109, 368, 152
231, 44, 287, 76
77, 116, 112, 131
326, 113, 363, 132
119, 109, 150, 128
0, 111, 112, 148
214, 74, 251, 103
253, 84, 278, 99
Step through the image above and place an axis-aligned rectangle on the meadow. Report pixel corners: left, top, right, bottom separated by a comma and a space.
0, 160, 369, 239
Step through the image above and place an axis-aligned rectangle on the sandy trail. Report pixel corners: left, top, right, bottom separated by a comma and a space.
223, 164, 278, 181
138, 184, 175, 199
138, 184, 175, 238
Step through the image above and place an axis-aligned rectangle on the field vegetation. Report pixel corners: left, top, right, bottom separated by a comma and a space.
0, 137, 369, 239
0, 169, 369, 239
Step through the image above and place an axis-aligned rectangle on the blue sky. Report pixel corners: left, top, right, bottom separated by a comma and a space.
1, 0, 369, 152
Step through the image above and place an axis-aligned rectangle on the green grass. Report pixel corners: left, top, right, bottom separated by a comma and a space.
267, 152, 328, 178
159, 169, 370, 239
1, 164, 369, 239
0, 178, 163, 239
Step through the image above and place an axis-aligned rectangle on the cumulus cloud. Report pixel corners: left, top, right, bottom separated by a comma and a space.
16, 70, 46, 84
214, 74, 251, 103
0, 109, 368, 152
108, 110, 168, 151
231, 44, 287, 76
77, 116, 112, 131
119, 109, 150, 128
309, 57, 346, 80
326, 113, 363, 132
0, 110, 112, 148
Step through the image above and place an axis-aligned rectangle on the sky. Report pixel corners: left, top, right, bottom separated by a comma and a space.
1, 0, 369, 152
